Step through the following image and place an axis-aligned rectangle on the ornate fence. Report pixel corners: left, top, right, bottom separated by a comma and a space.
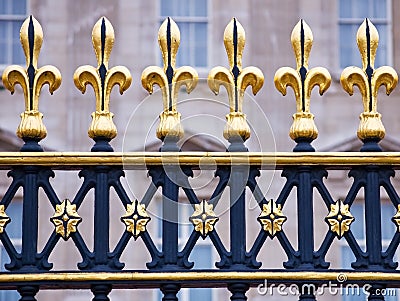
0, 14, 399, 301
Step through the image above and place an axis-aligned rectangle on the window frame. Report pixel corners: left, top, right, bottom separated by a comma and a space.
0, 198, 22, 301
338, 0, 392, 69
157, 0, 210, 72
0, 0, 29, 70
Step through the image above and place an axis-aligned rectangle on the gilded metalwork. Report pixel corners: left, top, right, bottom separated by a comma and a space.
50, 199, 82, 240
392, 204, 400, 232
0, 270, 399, 284
2, 16, 61, 141
0, 205, 10, 234
141, 18, 198, 141
0, 152, 399, 168
340, 19, 398, 142
325, 200, 354, 238
257, 199, 287, 237
274, 20, 331, 145
208, 18, 264, 143
74, 17, 132, 141
189, 200, 219, 239
121, 199, 151, 239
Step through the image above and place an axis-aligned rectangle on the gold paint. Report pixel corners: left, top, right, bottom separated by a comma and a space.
74, 17, 132, 140
208, 18, 264, 142
157, 110, 184, 142
340, 19, 398, 141
274, 20, 331, 142
224, 112, 252, 143
0, 205, 10, 234
141, 18, 198, 141
121, 199, 150, 239
325, 200, 354, 238
189, 200, 219, 238
0, 271, 400, 284
2, 16, 61, 140
50, 199, 82, 240
0, 152, 400, 168
257, 199, 287, 237
392, 204, 400, 232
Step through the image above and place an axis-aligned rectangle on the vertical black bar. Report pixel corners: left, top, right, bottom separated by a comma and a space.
159, 166, 181, 300
299, 19, 307, 113
99, 18, 107, 111
364, 19, 374, 112
94, 167, 110, 265
298, 287, 316, 301
366, 284, 385, 301
228, 283, 249, 301
297, 167, 316, 301
230, 166, 247, 264
232, 18, 240, 112
162, 167, 179, 265
365, 166, 382, 267
161, 283, 180, 301
17, 285, 39, 301
21, 168, 39, 266
297, 167, 314, 266
166, 17, 174, 111
27, 16, 35, 111
227, 166, 249, 300
91, 284, 111, 301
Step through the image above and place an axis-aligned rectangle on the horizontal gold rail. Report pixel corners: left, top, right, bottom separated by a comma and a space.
0, 271, 398, 284
0, 152, 399, 169
0, 152, 398, 169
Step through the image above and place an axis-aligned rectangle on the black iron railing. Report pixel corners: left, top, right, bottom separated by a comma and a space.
0, 153, 398, 301
0, 12, 399, 301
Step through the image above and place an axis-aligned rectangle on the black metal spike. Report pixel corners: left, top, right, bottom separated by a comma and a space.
365, 19, 374, 112
27, 15, 35, 111
166, 17, 174, 111
99, 18, 107, 111
299, 19, 307, 112
232, 18, 240, 112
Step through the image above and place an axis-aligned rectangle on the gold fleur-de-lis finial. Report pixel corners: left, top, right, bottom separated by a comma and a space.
208, 18, 264, 151
274, 20, 331, 151
141, 18, 198, 150
2, 16, 62, 151
74, 17, 132, 151
340, 19, 398, 151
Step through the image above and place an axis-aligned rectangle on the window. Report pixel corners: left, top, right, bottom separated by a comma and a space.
0, 0, 27, 68
338, 0, 390, 68
160, 0, 208, 68
341, 202, 398, 301
0, 201, 22, 301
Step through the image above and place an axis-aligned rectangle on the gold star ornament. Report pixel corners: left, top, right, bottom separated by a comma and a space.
189, 200, 219, 239
50, 199, 82, 240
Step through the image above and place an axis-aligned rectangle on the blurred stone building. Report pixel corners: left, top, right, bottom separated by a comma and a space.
0, 0, 399, 300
